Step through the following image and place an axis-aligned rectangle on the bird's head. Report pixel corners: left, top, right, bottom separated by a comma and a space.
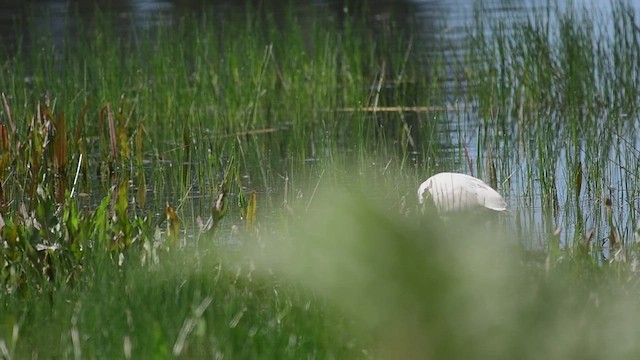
416, 179, 439, 217
417, 178, 433, 205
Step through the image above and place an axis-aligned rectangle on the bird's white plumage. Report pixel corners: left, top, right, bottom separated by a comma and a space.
417, 172, 507, 214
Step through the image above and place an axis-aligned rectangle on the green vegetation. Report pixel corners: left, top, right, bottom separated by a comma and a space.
1, 1, 640, 358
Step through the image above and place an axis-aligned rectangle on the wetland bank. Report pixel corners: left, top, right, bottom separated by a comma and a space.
2, 0, 640, 358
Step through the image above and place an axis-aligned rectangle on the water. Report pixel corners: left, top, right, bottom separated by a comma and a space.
3, 0, 640, 253
0, 0, 551, 54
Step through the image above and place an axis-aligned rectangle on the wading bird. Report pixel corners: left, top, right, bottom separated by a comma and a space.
417, 172, 507, 215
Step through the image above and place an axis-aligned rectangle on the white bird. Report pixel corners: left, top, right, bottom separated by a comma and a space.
417, 172, 507, 215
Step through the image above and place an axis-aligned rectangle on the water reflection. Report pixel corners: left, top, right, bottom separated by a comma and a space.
0, 0, 540, 54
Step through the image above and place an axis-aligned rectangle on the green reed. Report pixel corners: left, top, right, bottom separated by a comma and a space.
467, 0, 640, 250
0, 5, 439, 210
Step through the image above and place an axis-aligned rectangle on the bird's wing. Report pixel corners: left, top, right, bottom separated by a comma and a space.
419, 172, 507, 213
469, 179, 507, 211
431, 180, 476, 212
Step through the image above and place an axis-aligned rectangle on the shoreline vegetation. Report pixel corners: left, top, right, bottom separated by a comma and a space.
2, 1, 640, 358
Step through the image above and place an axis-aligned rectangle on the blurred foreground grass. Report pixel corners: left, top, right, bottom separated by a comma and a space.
2, 182, 640, 358
255, 185, 640, 359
